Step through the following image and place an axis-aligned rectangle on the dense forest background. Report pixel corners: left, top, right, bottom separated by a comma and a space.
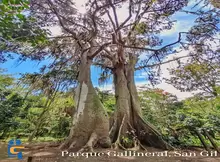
1, 68, 220, 148
0, 0, 220, 154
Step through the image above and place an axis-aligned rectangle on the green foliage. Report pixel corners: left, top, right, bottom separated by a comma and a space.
140, 88, 220, 147
121, 136, 133, 148
140, 88, 178, 127
95, 88, 115, 115
1, 68, 220, 148
0, 70, 73, 140
135, 22, 148, 34
0, 69, 14, 88
0, 0, 29, 44
168, 61, 220, 96
0, 70, 23, 138
0, 0, 48, 62
0, 1, 218, 148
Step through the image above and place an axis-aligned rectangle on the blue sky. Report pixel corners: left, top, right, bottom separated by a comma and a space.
0, 1, 207, 97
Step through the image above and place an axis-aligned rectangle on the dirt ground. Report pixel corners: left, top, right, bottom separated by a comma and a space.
1, 143, 220, 162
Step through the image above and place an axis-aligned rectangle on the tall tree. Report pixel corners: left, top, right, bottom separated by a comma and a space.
29, 0, 192, 150
30, 0, 113, 151
87, 0, 188, 149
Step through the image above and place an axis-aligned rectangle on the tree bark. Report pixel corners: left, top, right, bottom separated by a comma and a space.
110, 54, 171, 150
59, 53, 111, 151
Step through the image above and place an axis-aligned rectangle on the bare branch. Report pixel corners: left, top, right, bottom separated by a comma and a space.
103, 49, 114, 61
135, 54, 196, 70
47, 0, 83, 48
126, 5, 150, 39
88, 42, 111, 59
109, 0, 119, 28
106, 9, 117, 31
93, 62, 113, 70
124, 32, 184, 52
115, 0, 133, 32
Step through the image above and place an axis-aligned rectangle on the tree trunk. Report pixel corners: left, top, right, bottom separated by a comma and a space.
110, 54, 171, 150
203, 129, 220, 153
59, 54, 111, 151
194, 129, 211, 152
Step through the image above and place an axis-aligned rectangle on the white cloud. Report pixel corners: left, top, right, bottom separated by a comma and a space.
160, 22, 179, 37
152, 49, 201, 100
74, 0, 87, 14
156, 81, 196, 100
160, 18, 194, 37
187, 0, 213, 10
135, 72, 148, 79
75, 0, 130, 23
98, 84, 114, 93
47, 26, 62, 37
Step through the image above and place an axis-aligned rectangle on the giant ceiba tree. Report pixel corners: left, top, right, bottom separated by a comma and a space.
29, 0, 191, 151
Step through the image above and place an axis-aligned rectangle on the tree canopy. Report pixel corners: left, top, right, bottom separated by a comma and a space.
0, 0, 220, 156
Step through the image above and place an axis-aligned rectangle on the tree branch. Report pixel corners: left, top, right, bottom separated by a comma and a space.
93, 62, 113, 70
109, 0, 119, 29
47, 0, 83, 48
135, 54, 196, 70
115, 0, 133, 32
88, 42, 111, 59
124, 32, 184, 52
106, 9, 117, 31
